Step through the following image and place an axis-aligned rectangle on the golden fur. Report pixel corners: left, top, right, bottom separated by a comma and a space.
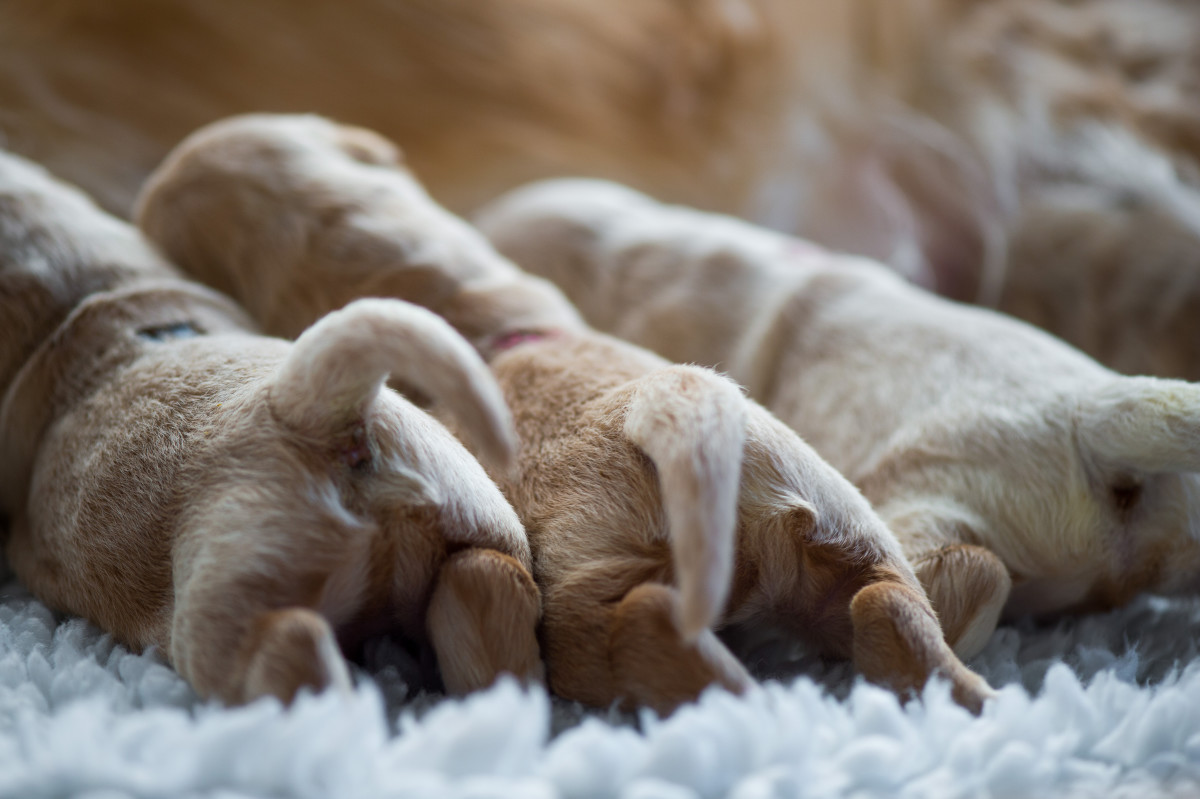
0, 151, 542, 704
135, 113, 993, 714
476, 177, 1200, 658
4, 0, 1200, 375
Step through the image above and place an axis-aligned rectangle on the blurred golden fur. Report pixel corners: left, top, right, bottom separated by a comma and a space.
136, 113, 994, 714
0, 151, 542, 704
5, 0, 1200, 376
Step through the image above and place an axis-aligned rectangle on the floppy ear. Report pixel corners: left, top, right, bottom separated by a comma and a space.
1079, 377, 1200, 474
272, 298, 517, 471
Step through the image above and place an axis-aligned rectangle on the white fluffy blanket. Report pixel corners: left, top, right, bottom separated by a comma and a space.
3, 566, 1200, 799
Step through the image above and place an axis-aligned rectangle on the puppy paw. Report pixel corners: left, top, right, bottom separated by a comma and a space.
242, 607, 353, 704
850, 579, 994, 714
609, 582, 753, 716
913, 544, 1011, 658
427, 548, 544, 694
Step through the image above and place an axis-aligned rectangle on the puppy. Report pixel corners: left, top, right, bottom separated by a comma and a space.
0, 153, 542, 705
0, 152, 175, 399
135, 113, 993, 714
475, 177, 1200, 657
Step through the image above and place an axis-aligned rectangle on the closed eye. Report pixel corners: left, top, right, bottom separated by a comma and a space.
136, 321, 203, 341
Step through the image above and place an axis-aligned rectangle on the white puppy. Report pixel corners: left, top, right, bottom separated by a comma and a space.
477, 178, 1200, 657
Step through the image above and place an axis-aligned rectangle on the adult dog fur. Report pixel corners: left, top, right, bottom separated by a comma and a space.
476, 178, 1200, 656
4, 0, 1200, 377
0, 151, 542, 704
135, 113, 993, 714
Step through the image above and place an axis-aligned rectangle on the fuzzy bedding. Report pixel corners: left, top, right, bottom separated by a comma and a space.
3, 566, 1200, 799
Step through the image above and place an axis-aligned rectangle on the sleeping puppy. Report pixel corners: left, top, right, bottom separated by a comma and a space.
0, 151, 174, 399
474, 177, 1200, 657
0, 153, 542, 705
135, 113, 993, 714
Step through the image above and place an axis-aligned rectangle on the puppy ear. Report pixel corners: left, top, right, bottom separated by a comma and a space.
272, 298, 516, 471
1079, 378, 1200, 474
372, 467, 439, 508
335, 124, 404, 167
623, 365, 746, 640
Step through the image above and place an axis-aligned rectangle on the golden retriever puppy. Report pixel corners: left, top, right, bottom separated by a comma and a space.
475, 177, 1200, 658
135, 113, 993, 714
0, 154, 542, 705
0, 151, 176, 399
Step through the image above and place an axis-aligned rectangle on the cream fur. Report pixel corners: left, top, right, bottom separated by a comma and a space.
136, 113, 993, 714
0, 152, 542, 704
476, 177, 1200, 656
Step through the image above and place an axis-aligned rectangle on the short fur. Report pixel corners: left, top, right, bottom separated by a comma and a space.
136, 114, 994, 714
0, 152, 542, 704
475, 177, 1200, 655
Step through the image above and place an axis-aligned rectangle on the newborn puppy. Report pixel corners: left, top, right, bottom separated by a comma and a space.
475, 178, 1200, 657
136, 113, 992, 714
0, 151, 173, 399
0, 156, 541, 705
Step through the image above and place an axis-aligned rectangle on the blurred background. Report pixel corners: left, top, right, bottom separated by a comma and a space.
3, 0, 1199, 377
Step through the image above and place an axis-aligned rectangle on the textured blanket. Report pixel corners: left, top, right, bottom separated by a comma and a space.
2, 567, 1200, 799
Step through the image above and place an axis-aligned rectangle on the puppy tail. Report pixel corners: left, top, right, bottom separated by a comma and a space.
272, 298, 516, 471
624, 366, 747, 641
1080, 377, 1200, 475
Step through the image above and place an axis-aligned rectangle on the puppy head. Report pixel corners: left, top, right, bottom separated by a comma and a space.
474, 178, 663, 331
872, 377, 1200, 617
238, 296, 529, 627
0, 280, 255, 517
137, 113, 584, 344
270, 296, 517, 475
475, 177, 808, 349
141, 296, 527, 699
0, 149, 176, 395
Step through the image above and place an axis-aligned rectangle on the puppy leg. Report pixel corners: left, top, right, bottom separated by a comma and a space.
173, 597, 352, 705
242, 608, 353, 704
851, 579, 995, 714
912, 544, 1011, 657
172, 563, 354, 706
608, 583, 753, 715
426, 548, 544, 694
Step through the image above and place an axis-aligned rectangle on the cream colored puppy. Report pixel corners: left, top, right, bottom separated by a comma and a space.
0, 153, 542, 705
136, 113, 993, 714
475, 177, 1200, 657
